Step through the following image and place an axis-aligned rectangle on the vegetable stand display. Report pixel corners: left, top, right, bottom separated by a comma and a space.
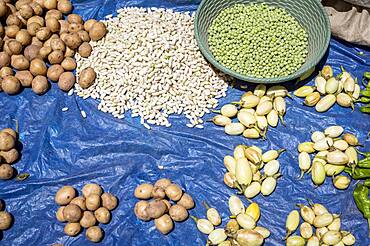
0, 0, 370, 245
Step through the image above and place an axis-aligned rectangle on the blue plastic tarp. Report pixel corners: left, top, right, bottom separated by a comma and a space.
1, 0, 370, 245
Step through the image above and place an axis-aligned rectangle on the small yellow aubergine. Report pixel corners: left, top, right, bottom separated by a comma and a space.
324, 164, 345, 177
245, 202, 260, 222
300, 222, 313, 239
245, 147, 262, 165
321, 65, 333, 80
321, 231, 342, 245
254, 226, 270, 239
342, 133, 359, 146
315, 76, 327, 94
286, 235, 305, 246
234, 145, 246, 160
266, 85, 289, 98
352, 84, 360, 99
238, 111, 257, 127
256, 100, 273, 116
327, 217, 341, 231
324, 126, 344, 138
235, 229, 265, 246
316, 226, 329, 239
333, 139, 349, 151
236, 213, 256, 230
311, 203, 329, 216
313, 213, 334, 228
221, 104, 238, 118
225, 123, 245, 136
235, 158, 252, 186
285, 210, 300, 238
254, 84, 266, 97
204, 202, 221, 226
343, 76, 355, 94
244, 181, 261, 199
341, 231, 356, 245
298, 142, 315, 153
311, 131, 325, 142
208, 228, 227, 245
228, 195, 245, 216
191, 216, 214, 234
241, 94, 260, 108
333, 176, 350, 190
345, 147, 358, 165
315, 94, 336, 112
267, 109, 279, 127
306, 236, 320, 246
299, 205, 315, 225
311, 161, 326, 185
256, 115, 268, 131
304, 92, 321, 107
243, 128, 260, 139
262, 149, 285, 163
326, 150, 349, 165
336, 93, 353, 108
212, 115, 232, 126
325, 77, 339, 94
224, 155, 237, 175
294, 86, 316, 98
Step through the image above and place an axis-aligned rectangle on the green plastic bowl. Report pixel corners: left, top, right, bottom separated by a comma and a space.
194, 0, 331, 84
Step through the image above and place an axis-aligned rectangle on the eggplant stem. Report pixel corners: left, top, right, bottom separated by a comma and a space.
14, 119, 19, 134
298, 170, 305, 180
202, 201, 211, 211
279, 115, 286, 127
278, 149, 286, 154
235, 182, 244, 193
190, 215, 198, 223
229, 215, 236, 219
231, 101, 242, 105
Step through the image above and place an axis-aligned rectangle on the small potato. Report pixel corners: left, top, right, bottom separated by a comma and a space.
79, 211, 96, 228
0, 164, 14, 180
2, 76, 21, 95
89, 22, 107, 41
134, 183, 153, 200
39, 46, 52, 60
32, 75, 49, 95
46, 17, 60, 33
64, 47, 75, 58
177, 193, 194, 210
27, 22, 41, 36
0, 52, 10, 68
60, 32, 68, 43
55, 186, 76, 205
165, 184, 183, 202
61, 57, 76, 70
101, 193, 118, 211
16, 29, 32, 46
94, 207, 111, 224
0, 148, 19, 164
70, 196, 86, 211
44, 34, 58, 48
1, 128, 17, 139
68, 23, 83, 33
0, 2, 8, 17
67, 14, 83, 24
47, 64, 64, 81
58, 72, 75, 92
85, 194, 101, 211
50, 38, 65, 52
82, 183, 103, 197
78, 42, 92, 58
19, 4, 34, 19
134, 200, 150, 221
24, 45, 41, 61
155, 214, 173, 235
29, 2, 43, 16
0, 67, 14, 78
57, 0, 72, 14
0, 132, 15, 151
77, 30, 90, 42
36, 27, 51, 41
169, 204, 188, 222
30, 58, 47, 76
64, 222, 81, 237
45, 9, 62, 20
84, 19, 97, 32
27, 16, 44, 26
56, 206, 66, 222
86, 226, 104, 243
6, 15, 21, 27
7, 40, 22, 55
59, 20, 69, 34
162, 199, 171, 213
48, 50, 64, 64
78, 67, 96, 89
152, 187, 166, 199
34, 0, 45, 8
0, 211, 12, 230
63, 204, 82, 223
146, 200, 167, 219
11, 55, 30, 70
44, 0, 57, 10
64, 32, 82, 50
31, 37, 43, 47
5, 25, 20, 38
15, 0, 32, 10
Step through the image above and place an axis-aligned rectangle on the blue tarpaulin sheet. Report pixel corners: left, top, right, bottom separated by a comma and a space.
1, 0, 370, 245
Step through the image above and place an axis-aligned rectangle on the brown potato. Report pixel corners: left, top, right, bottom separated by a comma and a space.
7, 40, 22, 55
63, 204, 82, 223
2, 76, 21, 95
0, 52, 10, 68
0, 148, 19, 164
0, 211, 12, 230
30, 58, 47, 76
27, 22, 41, 36
86, 226, 104, 243
19, 4, 33, 19
79, 211, 96, 228
50, 38, 65, 51
56, 206, 66, 222
64, 222, 81, 237
47, 64, 64, 81
154, 214, 173, 235
134, 183, 153, 200
154, 179, 172, 189
0, 164, 14, 180
39, 46, 52, 60
67, 14, 83, 24
94, 207, 111, 224
59, 20, 69, 34
5, 25, 20, 38
162, 199, 171, 213
78, 42, 92, 58
82, 183, 103, 197
152, 187, 166, 199
57, 0, 72, 14
165, 184, 183, 202
24, 45, 41, 61
0, 132, 15, 151
85, 194, 101, 211
89, 22, 107, 41
46, 17, 60, 33
45, 9, 62, 20
34, 0, 44, 8
0, 67, 14, 78
31, 37, 43, 47
44, 0, 57, 10
27, 16, 44, 26
1, 128, 17, 139
70, 196, 86, 211
84, 19, 97, 32
134, 200, 150, 221
68, 23, 83, 33
77, 30, 90, 42
0, 2, 8, 18
16, 29, 31, 46
169, 204, 188, 222
55, 186, 76, 205
48, 50, 64, 64
6, 15, 21, 27
146, 200, 167, 219
177, 193, 194, 210
64, 47, 75, 58
11, 55, 29, 70
29, 2, 43, 16
64, 32, 82, 50
58, 71, 75, 92
101, 193, 118, 211
61, 57, 76, 70
15, 0, 32, 10
36, 27, 51, 41
59, 32, 68, 43
78, 67, 96, 89
32, 75, 49, 95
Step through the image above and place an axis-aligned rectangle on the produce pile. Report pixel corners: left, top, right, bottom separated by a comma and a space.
359, 71, 370, 114
0, 199, 13, 237
0, 127, 21, 180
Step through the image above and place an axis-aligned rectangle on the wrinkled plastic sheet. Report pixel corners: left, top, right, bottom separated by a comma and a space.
1, 0, 370, 245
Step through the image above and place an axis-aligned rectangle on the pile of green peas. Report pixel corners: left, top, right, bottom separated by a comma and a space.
208, 3, 308, 78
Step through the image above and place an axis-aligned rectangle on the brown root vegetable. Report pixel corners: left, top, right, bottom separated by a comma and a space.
36, 27, 51, 41
16, 29, 32, 46
11, 55, 30, 70
59, 20, 69, 34
1, 128, 17, 139
15, 0, 32, 10
68, 23, 83, 33
46, 17, 60, 33
6, 15, 21, 27
0, 1, 8, 17
61, 57, 76, 70
165, 184, 183, 202
169, 204, 188, 222
0, 148, 19, 164
86, 226, 104, 243
0, 211, 12, 230
78, 42, 92, 58
82, 183, 103, 197
0, 67, 14, 78
50, 38, 65, 52
56, 206, 66, 222
27, 16, 44, 26
67, 14, 83, 24
55, 186, 77, 205
43, 34, 58, 48
134, 200, 150, 221
30, 58, 47, 76
78, 67, 96, 89
2, 76, 21, 95
7, 40, 22, 55
57, 0, 72, 14
0, 164, 14, 180
27, 22, 41, 36
58, 71, 75, 91
32, 75, 49, 95
134, 183, 153, 200
84, 19, 97, 32
63, 204, 82, 223
64, 222, 81, 237
44, 0, 57, 10
89, 22, 107, 41
79, 211, 96, 228
24, 45, 41, 61
77, 30, 90, 42
45, 9, 62, 20
101, 193, 118, 211
19, 4, 34, 19
85, 194, 101, 211
152, 187, 166, 199
155, 214, 174, 235
48, 50, 64, 64
47, 64, 64, 81
64, 47, 75, 58
0, 52, 10, 68
177, 193, 194, 210
31, 37, 43, 47
5, 25, 20, 38
94, 207, 111, 224
146, 200, 167, 219
70, 196, 86, 211
162, 199, 171, 213
39, 46, 52, 60
29, 2, 43, 16
64, 32, 82, 50
0, 132, 15, 151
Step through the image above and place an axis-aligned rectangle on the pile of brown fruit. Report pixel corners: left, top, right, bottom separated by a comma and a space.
0, 199, 13, 239
54, 183, 118, 243
0, 0, 107, 95
134, 178, 195, 235
0, 127, 20, 180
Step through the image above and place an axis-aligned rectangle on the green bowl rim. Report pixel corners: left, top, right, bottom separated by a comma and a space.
194, 0, 331, 84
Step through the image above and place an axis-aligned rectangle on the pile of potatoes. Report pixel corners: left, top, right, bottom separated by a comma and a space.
0, 127, 20, 180
54, 183, 118, 243
0, 0, 106, 96
134, 178, 195, 235
0, 199, 13, 239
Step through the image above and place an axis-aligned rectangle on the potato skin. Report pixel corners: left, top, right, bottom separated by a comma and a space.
64, 32, 81, 50
165, 184, 183, 202
78, 42, 92, 58
1, 76, 21, 95
70, 196, 86, 211
36, 27, 52, 41
47, 64, 64, 82
48, 50, 64, 64
154, 214, 173, 235
134, 183, 153, 200
46, 17, 60, 33
61, 57, 76, 71
0, 164, 14, 180
78, 67, 96, 89
0, 148, 19, 164
67, 14, 83, 24
84, 19, 97, 32
55, 186, 76, 205
79, 211, 96, 228
85, 194, 101, 211
86, 226, 104, 243
82, 184, 103, 197
169, 204, 188, 222
30, 58, 47, 76
11, 55, 30, 70
57, 0, 73, 15
0, 132, 16, 151
32, 75, 49, 95
24, 45, 42, 61
0, 52, 11, 68
1, 128, 17, 139
56, 206, 66, 222
0, 67, 14, 78
101, 193, 118, 211
134, 200, 150, 221
63, 204, 82, 223
64, 222, 81, 237
0, 211, 13, 230
177, 193, 194, 210
94, 207, 111, 224
89, 22, 107, 41
146, 200, 167, 219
